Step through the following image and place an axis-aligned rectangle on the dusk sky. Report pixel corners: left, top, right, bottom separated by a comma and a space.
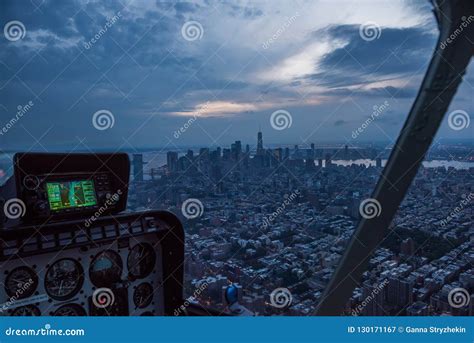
1, 0, 472, 152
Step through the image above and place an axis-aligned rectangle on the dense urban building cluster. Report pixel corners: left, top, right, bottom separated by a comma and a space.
127, 131, 473, 316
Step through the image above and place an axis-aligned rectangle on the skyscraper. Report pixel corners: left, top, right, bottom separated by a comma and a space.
257, 131, 263, 155
167, 151, 178, 173
132, 154, 145, 181
376, 157, 382, 168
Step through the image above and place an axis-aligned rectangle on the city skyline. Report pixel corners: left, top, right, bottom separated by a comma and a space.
126, 128, 473, 316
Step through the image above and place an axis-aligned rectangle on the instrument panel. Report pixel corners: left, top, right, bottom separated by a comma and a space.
0, 211, 185, 316
0, 239, 163, 316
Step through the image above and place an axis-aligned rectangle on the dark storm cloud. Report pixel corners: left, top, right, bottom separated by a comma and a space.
0, 0, 472, 151
320, 25, 435, 75
305, 25, 436, 93
323, 86, 417, 99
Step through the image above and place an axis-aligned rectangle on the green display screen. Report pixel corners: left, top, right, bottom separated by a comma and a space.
46, 180, 97, 211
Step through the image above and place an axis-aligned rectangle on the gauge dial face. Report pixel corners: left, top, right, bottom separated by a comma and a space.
127, 243, 156, 279
5, 266, 38, 299
133, 282, 153, 309
89, 250, 123, 287
11, 305, 41, 316
53, 303, 87, 316
45, 258, 84, 300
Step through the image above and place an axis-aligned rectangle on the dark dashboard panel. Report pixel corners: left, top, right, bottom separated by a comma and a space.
12, 152, 130, 224
0, 211, 184, 316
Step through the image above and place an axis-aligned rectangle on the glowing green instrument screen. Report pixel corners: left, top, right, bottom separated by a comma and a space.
46, 180, 97, 211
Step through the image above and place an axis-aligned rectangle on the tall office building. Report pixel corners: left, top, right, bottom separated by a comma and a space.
167, 151, 178, 173
325, 154, 332, 168
132, 154, 145, 181
376, 157, 382, 168
257, 131, 264, 155
231, 140, 242, 160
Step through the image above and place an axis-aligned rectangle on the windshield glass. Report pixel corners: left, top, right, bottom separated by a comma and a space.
1, 0, 472, 316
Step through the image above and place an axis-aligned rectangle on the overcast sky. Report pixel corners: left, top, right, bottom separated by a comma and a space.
0, 0, 472, 152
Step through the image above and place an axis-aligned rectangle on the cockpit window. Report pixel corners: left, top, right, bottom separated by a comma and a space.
0, 1, 472, 316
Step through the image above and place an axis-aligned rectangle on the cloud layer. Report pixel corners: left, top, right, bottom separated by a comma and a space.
0, 0, 472, 151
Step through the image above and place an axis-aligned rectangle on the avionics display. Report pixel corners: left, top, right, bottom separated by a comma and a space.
46, 180, 97, 211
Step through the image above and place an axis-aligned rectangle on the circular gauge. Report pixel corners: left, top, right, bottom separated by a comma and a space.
127, 243, 156, 279
89, 250, 123, 287
53, 303, 87, 316
11, 305, 41, 316
133, 282, 153, 308
45, 258, 84, 300
5, 266, 38, 299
